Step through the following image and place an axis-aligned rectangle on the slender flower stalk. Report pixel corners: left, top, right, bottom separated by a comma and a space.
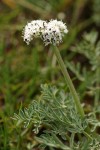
52, 46, 85, 117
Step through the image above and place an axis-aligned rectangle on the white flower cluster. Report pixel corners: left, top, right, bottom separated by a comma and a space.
23, 20, 47, 45
42, 20, 68, 45
23, 19, 68, 45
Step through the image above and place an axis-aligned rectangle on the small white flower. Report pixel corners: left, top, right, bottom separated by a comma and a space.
23, 20, 47, 45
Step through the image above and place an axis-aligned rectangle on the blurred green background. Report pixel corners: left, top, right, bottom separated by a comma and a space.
0, 0, 100, 149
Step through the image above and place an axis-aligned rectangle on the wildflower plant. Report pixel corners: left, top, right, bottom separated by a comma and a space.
14, 20, 100, 149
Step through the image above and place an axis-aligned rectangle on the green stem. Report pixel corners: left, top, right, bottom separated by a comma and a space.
83, 131, 93, 141
94, 67, 100, 108
52, 46, 84, 118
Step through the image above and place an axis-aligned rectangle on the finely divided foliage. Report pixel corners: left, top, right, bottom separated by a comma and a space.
14, 84, 87, 134
14, 84, 100, 149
